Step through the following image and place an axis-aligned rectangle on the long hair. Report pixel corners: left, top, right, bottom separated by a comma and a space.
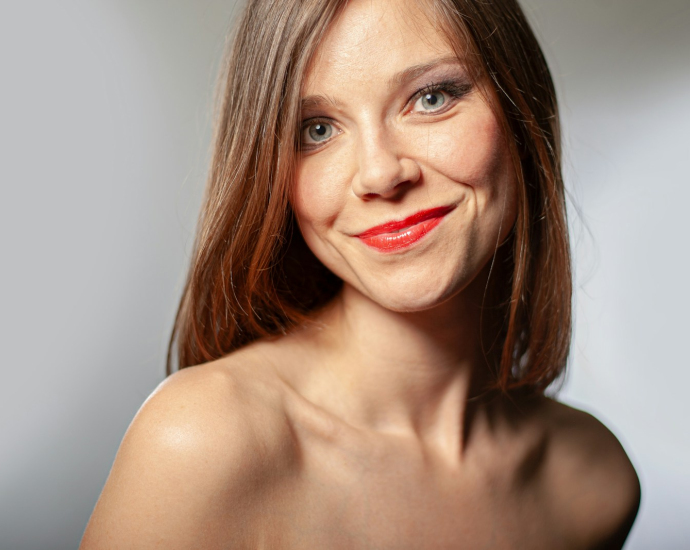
168, 0, 572, 395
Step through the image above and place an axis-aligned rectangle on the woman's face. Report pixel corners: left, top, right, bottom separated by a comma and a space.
293, 0, 517, 312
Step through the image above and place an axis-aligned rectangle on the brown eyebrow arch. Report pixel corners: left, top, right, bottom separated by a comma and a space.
300, 56, 465, 112
387, 55, 464, 89
301, 94, 343, 112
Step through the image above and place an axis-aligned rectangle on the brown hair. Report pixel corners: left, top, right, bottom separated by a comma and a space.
168, 0, 572, 394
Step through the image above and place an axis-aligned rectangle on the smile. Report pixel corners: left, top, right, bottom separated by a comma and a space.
355, 205, 456, 252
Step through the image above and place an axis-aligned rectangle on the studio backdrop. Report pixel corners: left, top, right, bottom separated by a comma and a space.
0, 1, 688, 548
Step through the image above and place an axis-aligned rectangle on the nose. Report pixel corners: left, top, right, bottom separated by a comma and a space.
352, 129, 421, 200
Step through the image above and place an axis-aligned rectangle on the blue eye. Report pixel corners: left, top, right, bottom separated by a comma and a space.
409, 79, 473, 114
421, 92, 445, 110
304, 122, 333, 143
415, 90, 447, 112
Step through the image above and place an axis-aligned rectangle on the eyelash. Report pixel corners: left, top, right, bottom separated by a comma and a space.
299, 118, 337, 151
299, 79, 472, 150
409, 79, 472, 112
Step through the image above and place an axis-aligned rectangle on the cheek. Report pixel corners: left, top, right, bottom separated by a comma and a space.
423, 111, 516, 219
424, 112, 510, 189
292, 159, 347, 236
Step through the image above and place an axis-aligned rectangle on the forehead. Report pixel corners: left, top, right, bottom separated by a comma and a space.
303, 0, 456, 94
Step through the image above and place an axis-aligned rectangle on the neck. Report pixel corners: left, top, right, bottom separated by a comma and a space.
289, 271, 501, 456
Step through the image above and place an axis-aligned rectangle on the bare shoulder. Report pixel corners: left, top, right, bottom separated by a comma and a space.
80, 353, 297, 549
538, 398, 641, 549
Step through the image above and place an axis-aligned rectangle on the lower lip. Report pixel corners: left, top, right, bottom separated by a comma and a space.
357, 214, 448, 252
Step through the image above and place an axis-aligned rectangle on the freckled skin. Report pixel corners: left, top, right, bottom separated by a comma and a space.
293, 2, 516, 312
80, 1, 639, 549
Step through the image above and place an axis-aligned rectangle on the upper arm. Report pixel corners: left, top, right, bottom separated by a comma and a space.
80, 364, 285, 549
545, 404, 641, 549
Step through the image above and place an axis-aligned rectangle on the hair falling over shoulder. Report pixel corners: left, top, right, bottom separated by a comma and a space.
168, 0, 572, 396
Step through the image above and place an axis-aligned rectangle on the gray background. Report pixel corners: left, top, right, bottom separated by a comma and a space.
0, 0, 688, 548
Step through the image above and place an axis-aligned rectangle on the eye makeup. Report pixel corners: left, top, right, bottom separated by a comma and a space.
407, 78, 473, 115
298, 66, 474, 151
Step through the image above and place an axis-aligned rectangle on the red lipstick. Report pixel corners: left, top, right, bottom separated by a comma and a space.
356, 205, 455, 252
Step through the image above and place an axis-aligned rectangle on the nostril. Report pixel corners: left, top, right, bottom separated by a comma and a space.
353, 139, 421, 199
359, 178, 416, 201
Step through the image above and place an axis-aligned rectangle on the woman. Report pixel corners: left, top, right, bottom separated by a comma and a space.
81, 0, 640, 547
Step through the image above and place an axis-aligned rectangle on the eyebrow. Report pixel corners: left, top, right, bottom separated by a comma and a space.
387, 55, 464, 89
301, 94, 343, 112
300, 56, 465, 112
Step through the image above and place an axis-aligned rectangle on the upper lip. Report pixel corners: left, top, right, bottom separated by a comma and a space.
355, 205, 456, 238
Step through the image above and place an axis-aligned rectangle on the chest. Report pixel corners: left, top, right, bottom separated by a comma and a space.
253, 448, 567, 550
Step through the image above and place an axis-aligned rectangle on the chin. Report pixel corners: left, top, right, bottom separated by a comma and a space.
353, 264, 471, 313
302, 227, 493, 314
